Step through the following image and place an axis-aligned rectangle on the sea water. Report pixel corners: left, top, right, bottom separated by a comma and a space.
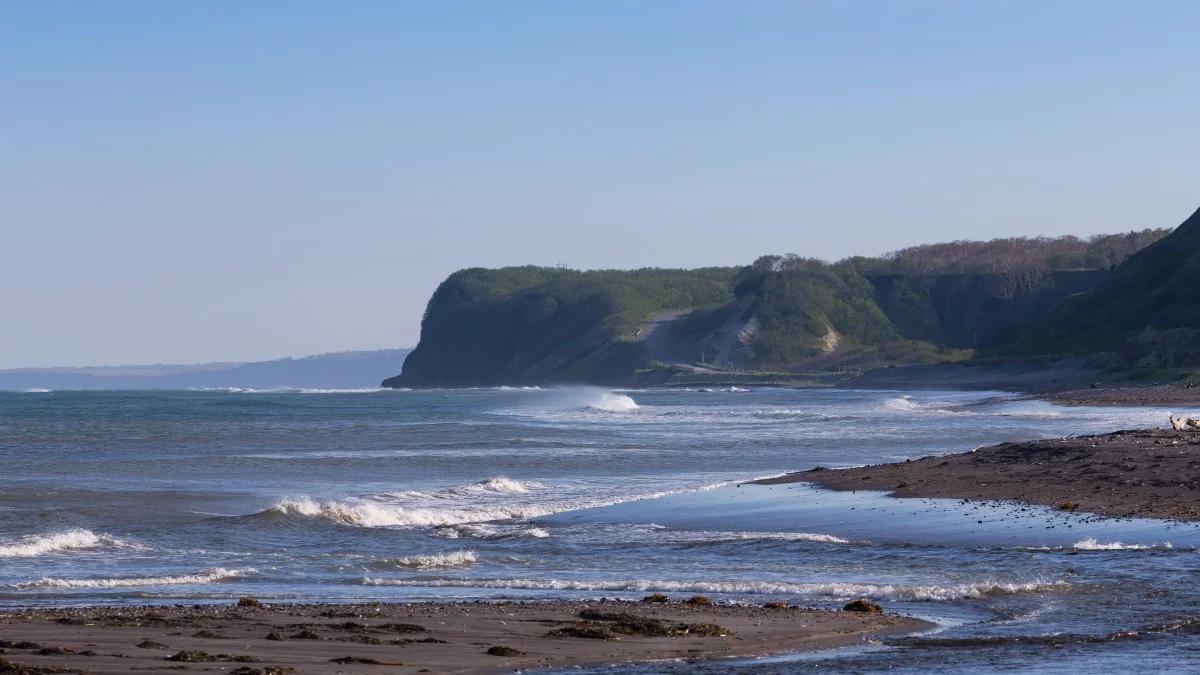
1, 386, 1197, 672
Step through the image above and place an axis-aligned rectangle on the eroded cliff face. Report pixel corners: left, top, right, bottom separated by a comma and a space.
870, 270, 1108, 349
383, 266, 737, 387
1012, 206, 1200, 368
385, 267, 1113, 387
385, 212, 1197, 387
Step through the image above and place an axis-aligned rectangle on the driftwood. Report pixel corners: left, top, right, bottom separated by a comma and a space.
1169, 414, 1200, 431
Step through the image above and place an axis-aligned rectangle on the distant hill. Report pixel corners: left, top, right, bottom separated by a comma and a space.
387, 221, 1180, 387
0, 349, 410, 391
1010, 206, 1200, 372
386, 267, 735, 387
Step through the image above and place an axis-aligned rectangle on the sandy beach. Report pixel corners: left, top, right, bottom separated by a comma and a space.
0, 599, 930, 674
758, 428, 1200, 521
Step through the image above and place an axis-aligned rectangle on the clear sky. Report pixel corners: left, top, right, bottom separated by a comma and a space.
2, 1, 1197, 368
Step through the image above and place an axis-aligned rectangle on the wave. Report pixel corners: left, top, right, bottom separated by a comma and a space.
530, 386, 638, 412
581, 391, 638, 412
1011, 539, 1177, 553
12, 567, 254, 589
22, 388, 52, 393
1072, 538, 1173, 551
297, 388, 387, 394
433, 524, 550, 539
469, 476, 534, 494
263, 497, 530, 528
885, 396, 920, 412
258, 478, 731, 529
676, 531, 852, 545
371, 551, 478, 569
0, 529, 132, 558
358, 577, 1066, 601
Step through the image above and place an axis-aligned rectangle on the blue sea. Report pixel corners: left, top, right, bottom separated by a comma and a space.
2, 386, 1198, 672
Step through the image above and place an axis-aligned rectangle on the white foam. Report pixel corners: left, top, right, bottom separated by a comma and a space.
524, 386, 638, 412
385, 550, 478, 568
434, 524, 550, 540
261, 479, 731, 529
1072, 538, 1173, 551
470, 477, 533, 494
13, 567, 254, 589
584, 391, 638, 412
297, 388, 387, 394
702, 531, 851, 544
0, 529, 131, 558
22, 388, 52, 393
359, 577, 1065, 601
884, 396, 919, 412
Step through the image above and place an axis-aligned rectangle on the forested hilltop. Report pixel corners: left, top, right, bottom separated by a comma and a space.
385, 216, 1191, 388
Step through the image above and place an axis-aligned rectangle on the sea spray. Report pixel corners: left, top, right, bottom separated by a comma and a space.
0, 529, 131, 558
13, 568, 254, 589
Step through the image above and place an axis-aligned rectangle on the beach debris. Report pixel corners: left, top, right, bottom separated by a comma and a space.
551, 623, 616, 640
329, 656, 397, 665
486, 646, 524, 656
1058, 502, 1080, 511
843, 599, 883, 613
1169, 414, 1200, 431
287, 629, 320, 640
550, 609, 732, 640
763, 602, 791, 609
165, 650, 217, 662
642, 593, 670, 603
263, 630, 283, 641
230, 667, 294, 675
236, 597, 263, 608
377, 622, 427, 633
683, 595, 713, 606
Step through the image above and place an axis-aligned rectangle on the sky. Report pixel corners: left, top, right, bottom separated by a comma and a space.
2, 1, 1198, 368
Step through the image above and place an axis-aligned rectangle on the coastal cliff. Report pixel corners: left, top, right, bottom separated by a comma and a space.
386, 219, 1187, 388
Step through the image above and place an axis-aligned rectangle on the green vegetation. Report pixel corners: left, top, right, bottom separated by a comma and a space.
849, 229, 1170, 275
1009, 207, 1200, 369
387, 211, 1196, 386
389, 266, 736, 386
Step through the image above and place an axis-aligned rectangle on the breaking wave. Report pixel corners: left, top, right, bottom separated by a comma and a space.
433, 524, 550, 539
258, 478, 729, 528
672, 531, 852, 545
12, 567, 254, 589
885, 396, 920, 412
358, 577, 1066, 601
1072, 539, 1174, 551
0, 529, 133, 558
371, 550, 478, 569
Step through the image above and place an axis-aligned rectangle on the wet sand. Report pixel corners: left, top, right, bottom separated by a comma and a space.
758, 428, 1200, 521
0, 599, 930, 674
1040, 384, 1200, 407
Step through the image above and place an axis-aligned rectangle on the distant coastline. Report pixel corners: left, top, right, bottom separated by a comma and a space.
0, 349, 410, 391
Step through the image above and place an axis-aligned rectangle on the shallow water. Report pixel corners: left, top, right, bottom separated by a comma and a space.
1, 386, 1196, 671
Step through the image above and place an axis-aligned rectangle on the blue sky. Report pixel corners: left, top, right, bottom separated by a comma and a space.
2, 1, 1197, 368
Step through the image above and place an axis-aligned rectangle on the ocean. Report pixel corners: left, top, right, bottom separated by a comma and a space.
2, 386, 1198, 672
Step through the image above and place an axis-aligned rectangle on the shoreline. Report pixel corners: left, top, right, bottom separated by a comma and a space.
757, 428, 1200, 521
0, 599, 931, 674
